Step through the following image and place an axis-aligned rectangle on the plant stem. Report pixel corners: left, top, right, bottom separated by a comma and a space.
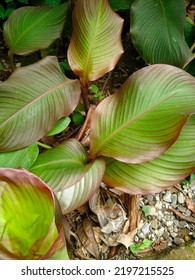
81, 83, 90, 113
8, 50, 15, 72
36, 142, 51, 149
183, 52, 195, 69
125, 194, 141, 231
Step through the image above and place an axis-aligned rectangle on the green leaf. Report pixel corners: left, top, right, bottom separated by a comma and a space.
0, 5, 5, 19
130, 0, 192, 67
72, 111, 85, 126
56, 158, 106, 214
142, 206, 150, 217
30, 139, 90, 191
47, 117, 71, 136
60, 59, 72, 72
45, 0, 61, 6
0, 56, 81, 152
0, 143, 39, 169
103, 115, 195, 195
130, 239, 152, 254
67, 0, 124, 84
0, 168, 59, 259
109, 0, 133, 11
184, 17, 195, 49
18, 0, 29, 4
89, 64, 195, 163
3, 2, 69, 55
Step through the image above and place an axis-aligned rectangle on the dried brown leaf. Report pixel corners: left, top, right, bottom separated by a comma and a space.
186, 197, 195, 214
77, 218, 100, 259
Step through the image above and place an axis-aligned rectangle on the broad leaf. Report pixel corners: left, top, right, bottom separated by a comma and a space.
0, 143, 39, 169
30, 139, 90, 191
0, 168, 62, 259
67, 0, 124, 84
47, 117, 71, 136
184, 17, 195, 49
56, 158, 105, 214
109, 0, 133, 11
103, 116, 195, 195
130, 0, 192, 67
0, 56, 81, 151
3, 2, 69, 55
89, 64, 195, 163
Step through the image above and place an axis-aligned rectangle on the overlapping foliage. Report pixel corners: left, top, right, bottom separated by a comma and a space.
0, 0, 194, 259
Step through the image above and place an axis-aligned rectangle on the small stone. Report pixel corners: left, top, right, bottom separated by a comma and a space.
148, 206, 158, 216
15, 62, 22, 68
177, 205, 188, 213
151, 219, 158, 230
188, 191, 193, 199
138, 232, 145, 239
165, 221, 172, 227
158, 227, 165, 237
179, 221, 189, 228
173, 237, 185, 245
154, 194, 160, 201
173, 220, 179, 227
170, 232, 178, 238
185, 210, 192, 217
141, 223, 151, 236
171, 194, 178, 207
146, 195, 154, 202
163, 230, 170, 240
134, 235, 139, 242
178, 192, 185, 204
163, 191, 172, 203
155, 201, 162, 209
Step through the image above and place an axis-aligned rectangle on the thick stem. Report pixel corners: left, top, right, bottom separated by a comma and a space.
126, 194, 141, 231
81, 83, 90, 113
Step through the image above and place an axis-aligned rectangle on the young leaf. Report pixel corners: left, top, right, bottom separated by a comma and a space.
130, 239, 152, 254
0, 56, 81, 152
72, 111, 85, 126
3, 2, 69, 55
0, 168, 61, 259
67, 0, 124, 84
0, 143, 39, 169
103, 115, 195, 195
56, 158, 106, 214
47, 117, 71, 136
30, 139, 90, 191
130, 0, 192, 67
89, 64, 195, 163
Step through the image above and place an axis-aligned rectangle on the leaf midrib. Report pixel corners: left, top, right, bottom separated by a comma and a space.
82, 2, 102, 83
0, 79, 75, 127
30, 158, 85, 171
10, 6, 53, 52
93, 79, 191, 156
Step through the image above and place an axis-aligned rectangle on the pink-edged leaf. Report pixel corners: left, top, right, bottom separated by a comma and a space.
89, 64, 195, 163
0, 56, 81, 151
56, 158, 106, 214
0, 168, 62, 259
30, 139, 90, 191
103, 115, 195, 195
67, 0, 124, 84
4, 3, 69, 55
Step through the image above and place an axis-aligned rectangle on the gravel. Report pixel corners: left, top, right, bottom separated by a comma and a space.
135, 181, 195, 248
